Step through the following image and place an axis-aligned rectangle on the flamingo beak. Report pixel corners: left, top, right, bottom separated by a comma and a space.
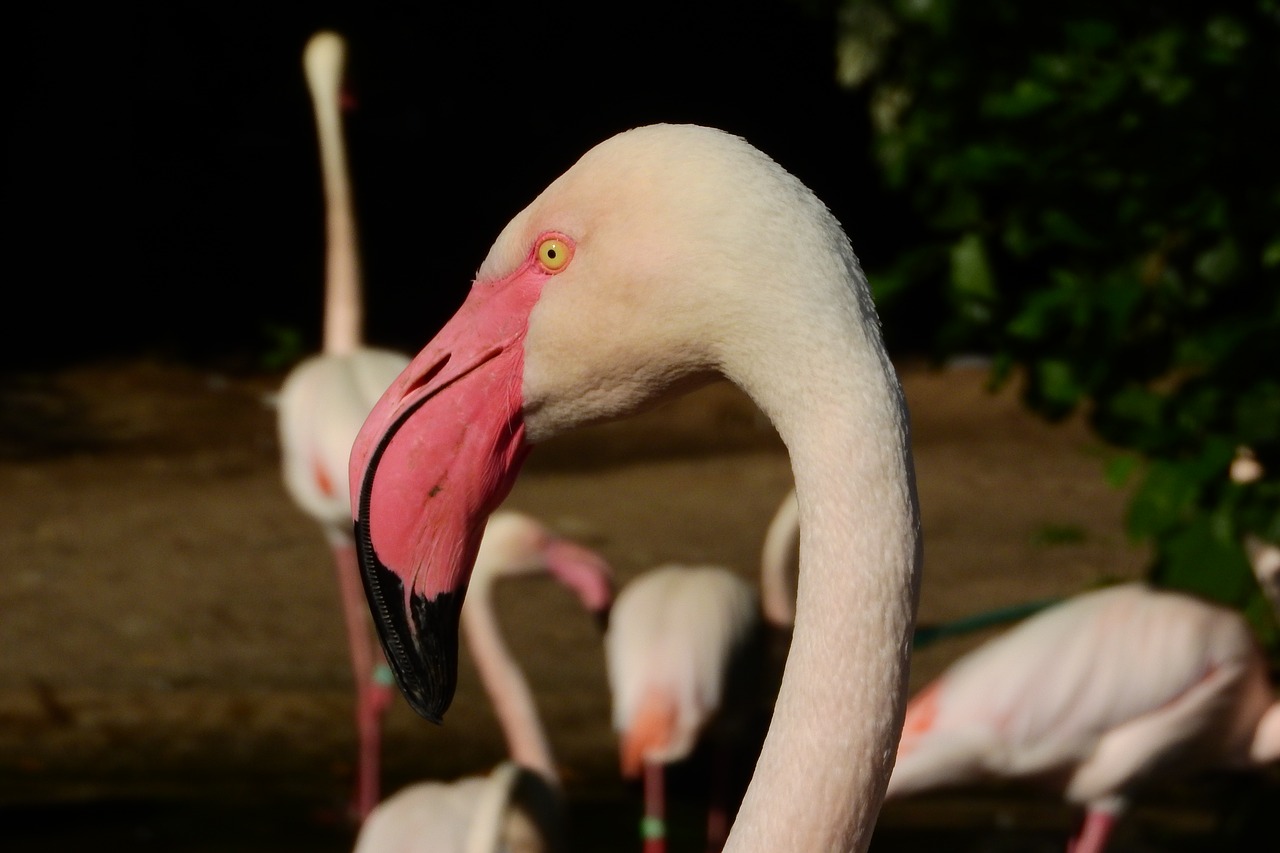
348, 277, 540, 723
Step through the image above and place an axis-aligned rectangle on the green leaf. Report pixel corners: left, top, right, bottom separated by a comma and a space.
1261, 239, 1280, 267
1128, 460, 1200, 538
1040, 209, 1099, 248
983, 77, 1058, 118
1193, 238, 1240, 285
1152, 516, 1254, 606
949, 232, 996, 301
1109, 386, 1164, 432
1033, 358, 1081, 410
1204, 15, 1248, 59
1105, 453, 1142, 488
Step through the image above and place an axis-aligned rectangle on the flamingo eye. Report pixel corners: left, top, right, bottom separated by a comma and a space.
536, 235, 573, 273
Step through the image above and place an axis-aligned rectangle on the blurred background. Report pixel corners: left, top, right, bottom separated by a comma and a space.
17, 0, 1273, 639
5, 1, 1279, 850
12, 0, 887, 367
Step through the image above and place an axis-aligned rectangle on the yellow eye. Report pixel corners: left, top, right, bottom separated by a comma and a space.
536, 236, 572, 272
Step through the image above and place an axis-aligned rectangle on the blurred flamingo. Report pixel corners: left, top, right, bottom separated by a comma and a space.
274, 29, 410, 821
351, 510, 615, 852
885, 581, 1280, 852
604, 563, 765, 853
761, 485, 1061, 650
1232, 446, 1280, 615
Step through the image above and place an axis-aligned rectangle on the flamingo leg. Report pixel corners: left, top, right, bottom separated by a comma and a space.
705, 745, 731, 852
332, 539, 394, 821
1066, 808, 1118, 853
641, 760, 667, 853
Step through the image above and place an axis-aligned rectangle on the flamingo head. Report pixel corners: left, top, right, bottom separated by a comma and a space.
474, 510, 616, 627
349, 123, 846, 722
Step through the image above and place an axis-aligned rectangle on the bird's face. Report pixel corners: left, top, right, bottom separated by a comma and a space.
348, 124, 803, 722
347, 214, 676, 721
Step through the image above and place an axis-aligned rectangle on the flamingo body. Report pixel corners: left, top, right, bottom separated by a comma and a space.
605, 564, 763, 852
349, 123, 922, 852
278, 351, 411, 534
887, 582, 1280, 852
606, 564, 760, 774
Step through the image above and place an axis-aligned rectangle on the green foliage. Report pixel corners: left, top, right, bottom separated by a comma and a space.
257, 324, 308, 373
841, 0, 1280, 645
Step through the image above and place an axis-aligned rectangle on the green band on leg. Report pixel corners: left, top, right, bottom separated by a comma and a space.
640, 815, 666, 841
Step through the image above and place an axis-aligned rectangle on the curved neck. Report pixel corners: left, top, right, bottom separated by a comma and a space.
723, 283, 922, 853
461, 578, 559, 786
304, 38, 363, 356
759, 488, 799, 629
1252, 702, 1280, 764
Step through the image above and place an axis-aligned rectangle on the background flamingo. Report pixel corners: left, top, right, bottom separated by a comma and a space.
351, 509, 615, 852
347, 122, 922, 853
760, 485, 1062, 651
275, 29, 410, 821
885, 581, 1280, 852
604, 563, 765, 853
758, 488, 798, 633
1232, 446, 1280, 616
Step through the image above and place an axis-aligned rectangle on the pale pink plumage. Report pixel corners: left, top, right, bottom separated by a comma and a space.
347, 123, 922, 853
887, 582, 1280, 852
275, 30, 410, 821
605, 564, 762, 852
352, 510, 615, 853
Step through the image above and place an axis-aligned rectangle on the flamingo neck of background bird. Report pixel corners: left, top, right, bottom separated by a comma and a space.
759, 489, 799, 629
1252, 703, 1280, 764
304, 30, 363, 356
462, 576, 560, 785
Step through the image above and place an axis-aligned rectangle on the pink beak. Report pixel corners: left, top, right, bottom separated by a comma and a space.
348, 271, 542, 722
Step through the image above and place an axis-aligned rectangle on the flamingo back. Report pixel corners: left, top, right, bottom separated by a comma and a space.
889, 583, 1266, 803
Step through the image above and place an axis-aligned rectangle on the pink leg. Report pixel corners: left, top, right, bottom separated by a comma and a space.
332, 540, 393, 822
641, 760, 667, 853
1067, 808, 1118, 853
705, 746, 730, 852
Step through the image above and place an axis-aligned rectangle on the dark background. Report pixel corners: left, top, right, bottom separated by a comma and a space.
12, 1, 915, 372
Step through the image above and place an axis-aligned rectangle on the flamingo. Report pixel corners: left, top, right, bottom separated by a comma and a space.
352, 509, 615, 853
604, 563, 765, 853
1231, 446, 1280, 615
761, 485, 1063, 650
275, 29, 411, 821
758, 488, 799, 631
346, 123, 923, 852
885, 581, 1280, 852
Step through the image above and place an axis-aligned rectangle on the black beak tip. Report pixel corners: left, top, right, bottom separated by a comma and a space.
379, 622, 458, 725
404, 693, 447, 726
355, 519, 464, 726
